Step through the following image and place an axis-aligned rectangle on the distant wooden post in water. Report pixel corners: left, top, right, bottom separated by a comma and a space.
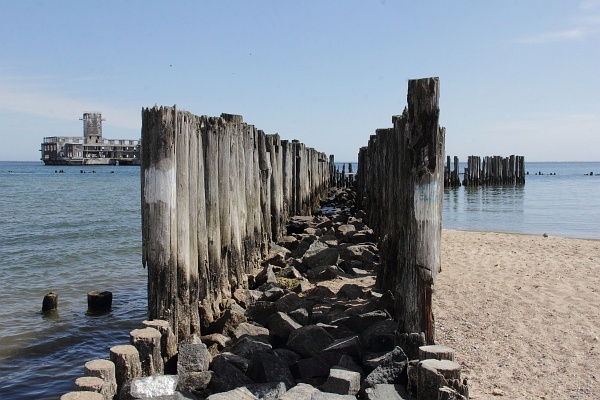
444, 155, 525, 187
356, 77, 444, 347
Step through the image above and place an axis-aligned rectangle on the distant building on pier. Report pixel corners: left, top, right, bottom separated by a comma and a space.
40, 112, 140, 166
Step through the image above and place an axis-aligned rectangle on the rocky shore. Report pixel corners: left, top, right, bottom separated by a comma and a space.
63, 188, 467, 400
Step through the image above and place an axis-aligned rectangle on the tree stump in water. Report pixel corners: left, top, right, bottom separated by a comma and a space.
73, 376, 103, 393
83, 359, 117, 400
142, 319, 177, 371
130, 327, 163, 376
109, 345, 142, 395
87, 291, 112, 313
42, 292, 58, 312
60, 392, 104, 400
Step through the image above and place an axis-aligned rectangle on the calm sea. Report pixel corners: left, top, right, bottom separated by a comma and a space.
0, 160, 599, 399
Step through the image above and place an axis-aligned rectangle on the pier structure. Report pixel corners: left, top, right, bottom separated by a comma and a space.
96, 78, 470, 399
40, 112, 141, 166
444, 155, 526, 187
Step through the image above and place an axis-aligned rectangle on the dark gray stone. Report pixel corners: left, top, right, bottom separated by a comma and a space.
226, 335, 272, 359
205, 386, 258, 399
286, 325, 335, 357
321, 368, 361, 396
362, 347, 408, 390
233, 322, 270, 341
260, 286, 286, 302
268, 311, 302, 341
218, 352, 250, 373
245, 382, 287, 400
176, 371, 213, 393
361, 319, 396, 353
336, 284, 364, 300
272, 348, 301, 366
364, 383, 411, 400
288, 308, 310, 326
245, 301, 278, 327
323, 336, 363, 359
177, 343, 211, 374
274, 292, 304, 313
209, 355, 253, 393
248, 351, 295, 388
304, 247, 341, 269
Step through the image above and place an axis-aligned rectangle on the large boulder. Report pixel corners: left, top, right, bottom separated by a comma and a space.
286, 325, 335, 358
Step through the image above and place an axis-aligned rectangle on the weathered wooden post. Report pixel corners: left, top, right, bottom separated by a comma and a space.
394, 78, 444, 346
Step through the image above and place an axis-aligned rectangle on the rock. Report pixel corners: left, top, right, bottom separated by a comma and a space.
305, 286, 336, 300
313, 393, 357, 399
226, 335, 272, 359
206, 386, 258, 399
292, 353, 342, 379
279, 383, 320, 399
288, 308, 311, 326
233, 322, 270, 341
273, 348, 302, 367
279, 235, 300, 251
362, 347, 408, 390
321, 368, 361, 396
248, 351, 295, 388
334, 310, 388, 334
306, 265, 347, 280
253, 265, 278, 289
286, 325, 335, 357
176, 370, 213, 393
323, 336, 364, 359
336, 224, 357, 240
361, 319, 396, 353
274, 292, 305, 313
293, 280, 314, 294
260, 286, 286, 302
209, 355, 254, 393
177, 342, 211, 374
209, 306, 248, 337
269, 312, 303, 340
218, 352, 250, 373
233, 288, 262, 308
364, 383, 411, 400
304, 247, 341, 269
200, 333, 230, 350
336, 284, 364, 300
123, 375, 178, 399
339, 244, 377, 263
277, 266, 304, 280
245, 382, 287, 400
245, 301, 278, 326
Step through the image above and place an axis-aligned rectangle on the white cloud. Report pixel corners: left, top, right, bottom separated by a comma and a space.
516, 2, 600, 44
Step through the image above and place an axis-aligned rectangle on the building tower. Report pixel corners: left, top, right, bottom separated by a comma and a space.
80, 112, 105, 144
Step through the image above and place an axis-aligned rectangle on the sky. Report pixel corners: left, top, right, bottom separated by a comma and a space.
1, 1, 599, 162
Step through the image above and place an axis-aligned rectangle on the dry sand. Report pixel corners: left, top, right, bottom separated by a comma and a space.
435, 230, 600, 399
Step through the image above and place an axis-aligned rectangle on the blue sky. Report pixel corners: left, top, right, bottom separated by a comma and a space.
1, 1, 599, 162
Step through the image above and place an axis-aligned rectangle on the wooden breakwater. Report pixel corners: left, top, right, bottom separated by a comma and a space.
444, 155, 525, 187
356, 77, 445, 347
141, 107, 329, 340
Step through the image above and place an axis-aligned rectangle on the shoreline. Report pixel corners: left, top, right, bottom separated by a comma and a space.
435, 229, 599, 399
443, 227, 600, 242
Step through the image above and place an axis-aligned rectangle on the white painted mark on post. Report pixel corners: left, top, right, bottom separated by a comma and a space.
414, 179, 440, 222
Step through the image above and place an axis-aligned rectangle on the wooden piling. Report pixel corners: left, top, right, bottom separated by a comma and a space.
356, 78, 444, 346
141, 107, 330, 343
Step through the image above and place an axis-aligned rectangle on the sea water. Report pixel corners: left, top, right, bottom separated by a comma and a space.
0, 161, 599, 399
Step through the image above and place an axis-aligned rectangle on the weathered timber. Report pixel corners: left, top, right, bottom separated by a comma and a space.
142, 107, 330, 342
453, 154, 525, 186
356, 77, 444, 347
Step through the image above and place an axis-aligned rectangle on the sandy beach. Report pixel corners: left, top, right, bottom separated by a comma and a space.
434, 230, 600, 399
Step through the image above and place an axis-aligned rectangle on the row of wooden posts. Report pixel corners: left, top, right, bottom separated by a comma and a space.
141, 78, 446, 352
444, 155, 526, 187
329, 157, 355, 189
356, 77, 444, 346
141, 108, 330, 341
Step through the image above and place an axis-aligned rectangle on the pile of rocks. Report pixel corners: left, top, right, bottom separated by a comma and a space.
62, 188, 469, 400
